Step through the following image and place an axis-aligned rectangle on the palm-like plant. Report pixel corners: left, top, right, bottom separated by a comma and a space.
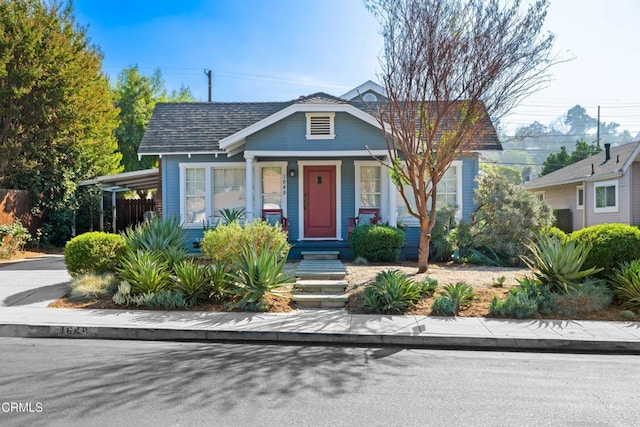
227, 242, 294, 310
363, 270, 421, 314
521, 235, 602, 293
122, 216, 187, 252
218, 208, 245, 224
610, 260, 640, 310
173, 260, 213, 306
117, 250, 172, 294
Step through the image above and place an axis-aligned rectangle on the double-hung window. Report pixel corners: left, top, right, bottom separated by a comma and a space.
395, 161, 463, 224
576, 185, 584, 210
180, 163, 246, 227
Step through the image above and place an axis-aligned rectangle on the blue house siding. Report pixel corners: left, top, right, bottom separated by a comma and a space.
245, 112, 385, 152
400, 153, 479, 260
161, 152, 478, 258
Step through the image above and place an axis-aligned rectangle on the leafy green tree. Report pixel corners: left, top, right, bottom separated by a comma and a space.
480, 164, 522, 185
113, 66, 194, 172
565, 105, 597, 135
0, 0, 121, 245
541, 146, 570, 175
541, 139, 601, 176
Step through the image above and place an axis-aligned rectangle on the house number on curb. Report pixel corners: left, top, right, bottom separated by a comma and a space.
56, 326, 90, 336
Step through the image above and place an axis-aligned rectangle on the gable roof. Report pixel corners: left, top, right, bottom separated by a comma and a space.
139, 87, 502, 156
139, 101, 293, 155
525, 141, 640, 189
340, 80, 387, 100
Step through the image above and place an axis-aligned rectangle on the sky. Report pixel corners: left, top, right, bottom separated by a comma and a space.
73, 0, 640, 136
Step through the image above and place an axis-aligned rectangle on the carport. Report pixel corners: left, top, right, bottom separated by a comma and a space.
78, 168, 159, 233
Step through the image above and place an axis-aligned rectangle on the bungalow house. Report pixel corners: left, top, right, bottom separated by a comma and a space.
525, 141, 640, 232
138, 81, 501, 258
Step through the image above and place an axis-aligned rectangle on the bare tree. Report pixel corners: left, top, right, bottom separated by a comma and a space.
367, 0, 556, 272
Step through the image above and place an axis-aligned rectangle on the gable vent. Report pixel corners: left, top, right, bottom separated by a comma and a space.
306, 113, 335, 139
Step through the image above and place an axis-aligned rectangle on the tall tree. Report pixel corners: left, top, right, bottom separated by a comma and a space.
367, 0, 555, 272
0, 0, 121, 244
540, 139, 601, 175
113, 66, 194, 172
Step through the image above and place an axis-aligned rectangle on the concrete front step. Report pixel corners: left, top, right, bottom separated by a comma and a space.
294, 279, 348, 293
292, 293, 349, 308
296, 259, 346, 280
301, 251, 340, 260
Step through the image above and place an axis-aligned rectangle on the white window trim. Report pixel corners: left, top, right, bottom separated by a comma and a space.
576, 185, 584, 210
305, 112, 335, 140
179, 162, 246, 228
396, 160, 463, 226
594, 179, 619, 213
354, 160, 388, 222
297, 160, 342, 240
535, 191, 546, 201
253, 161, 288, 217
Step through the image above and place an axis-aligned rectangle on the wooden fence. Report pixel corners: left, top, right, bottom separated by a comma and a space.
116, 198, 155, 232
0, 189, 39, 234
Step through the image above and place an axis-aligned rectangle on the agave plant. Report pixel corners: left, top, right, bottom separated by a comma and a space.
226, 242, 294, 310
218, 208, 245, 224
363, 270, 421, 314
610, 260, 640, 310
431, 281, 475, 316
122, 216, 187, 253
117, 250, 172, 294
209, 263, 232, 302
521, 235, 602, 293
172, 260, 213, 306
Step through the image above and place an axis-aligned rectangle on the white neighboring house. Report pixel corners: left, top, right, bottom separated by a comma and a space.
525, 141, 640, 232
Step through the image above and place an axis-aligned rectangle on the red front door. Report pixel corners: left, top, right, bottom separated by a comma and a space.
304, 165, 336, 238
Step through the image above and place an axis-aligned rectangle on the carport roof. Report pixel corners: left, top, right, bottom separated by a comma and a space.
78, 168, 159, 192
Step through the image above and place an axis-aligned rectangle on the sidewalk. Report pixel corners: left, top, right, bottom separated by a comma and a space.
1, 255, 640, 353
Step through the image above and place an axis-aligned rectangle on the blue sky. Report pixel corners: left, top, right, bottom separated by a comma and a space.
74, 0, 640, 135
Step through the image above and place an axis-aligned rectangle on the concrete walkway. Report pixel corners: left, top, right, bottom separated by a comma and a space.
1, 255, 640, 353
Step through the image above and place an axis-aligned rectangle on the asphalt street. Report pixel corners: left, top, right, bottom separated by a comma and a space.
1, 338, 639, 427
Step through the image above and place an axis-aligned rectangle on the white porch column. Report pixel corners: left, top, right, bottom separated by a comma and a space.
245, 153, 254, 221
388, 167, 397, 227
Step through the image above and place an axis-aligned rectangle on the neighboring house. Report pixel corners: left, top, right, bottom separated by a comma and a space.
138, 81, 501, 258
525, 141, 640, 232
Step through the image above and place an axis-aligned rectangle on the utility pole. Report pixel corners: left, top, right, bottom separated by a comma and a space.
596, 105, 600, 148
204, 69, 212, 102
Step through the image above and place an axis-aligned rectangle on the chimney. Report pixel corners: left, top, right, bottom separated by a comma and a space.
604, 143, 611, 162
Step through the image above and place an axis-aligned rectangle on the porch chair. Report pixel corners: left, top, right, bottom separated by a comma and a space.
261, 208, 289, 235
347, 207, 380, 240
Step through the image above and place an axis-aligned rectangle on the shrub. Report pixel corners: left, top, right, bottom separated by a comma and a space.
117, 250, 172, 294
541, 226, 568, 243
363, 270, 422, 314
431, 282, 475, 316
68, 273, 119, 302
570, 223, 640, 276
226, 242, 294, 310
122, 216, 187, 253
429, 206, 456, 262
553, 279, 612, 317
201, 220, 290, 265
172, 260, 213, 306
144, 291, 188, 309
522, 235, 602, 293
619, 310, 637, 321
0, 221, 30, 259
350, 224, 405, 262
353, 256, 369, 266
609, 260, 640, 311
489, 277, 555, 318
469, 170, 555, 266
417, 276, 438, 297
209, 263, 232, 302
64, 232, 126, 276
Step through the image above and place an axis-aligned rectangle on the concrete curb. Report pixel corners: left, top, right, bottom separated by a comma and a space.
2, 322, 640, 354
